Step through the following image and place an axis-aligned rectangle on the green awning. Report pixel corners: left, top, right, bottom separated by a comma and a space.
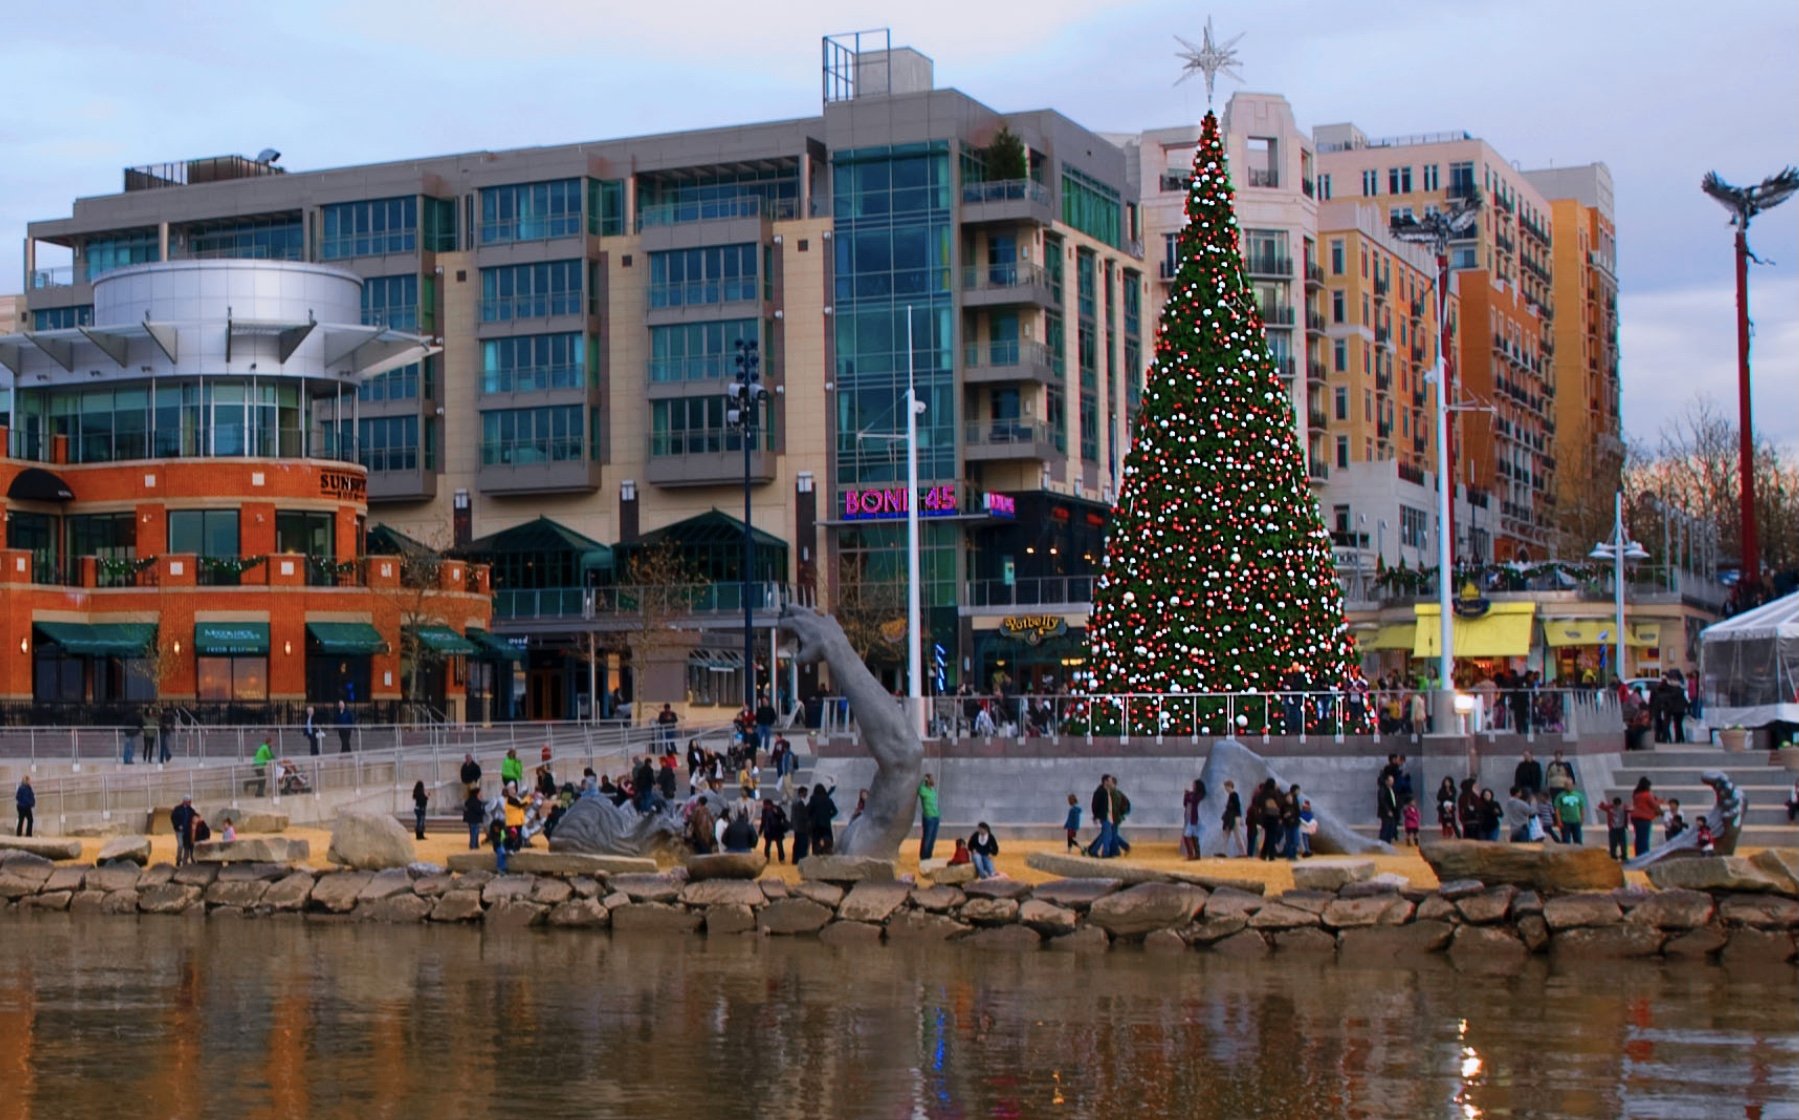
34, 622, 156, 657
193, 621, 269, 657
466, 628, 524, 662
411, 624, 478, 655
306, 621, 386, 656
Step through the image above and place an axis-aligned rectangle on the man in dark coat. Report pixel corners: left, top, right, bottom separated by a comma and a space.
1513, 750, 1543, 797
169, 797, 197, 866
460, 754, 483, 795
14, 777, 35, 837
789, 786, 813, 863
1088, 776, 1115, 858
1376, 774, 1401, 844
807, 783, 837, 854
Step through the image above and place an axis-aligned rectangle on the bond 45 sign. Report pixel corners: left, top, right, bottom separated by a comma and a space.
841, 484, 959, 520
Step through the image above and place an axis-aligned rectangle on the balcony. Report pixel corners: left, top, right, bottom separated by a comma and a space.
1307, 358, 1328, 385
960, 264, 1057, 309
477, 441, 601, 495
1376, 368, 1392, 392
1305, 261, 1325, 287
1261, 305, 1296, 327
1307, 457, 1330, 482
1272, 355, 1297, 380
367, 462, 439, 503
1244, 253, 1292, 278
29, 266, 77, 290
963, 419, 1060, 463
646, 428, 775, 489
478, 293, 587, 327
961, 179, 1054, 225
1158, 260, 1179, 282
1246, 167, 1280, 189
1305, 310, 1326, 335
1302, 176, 1315, 198
1158, 171, 1191, 193
1307, 406, 1328, 430
638, 194, 796, 231
963, 340, 1058, 386
963, 575, 1095, 609
1373, 275, 1390, 298
495, 582, 793, 626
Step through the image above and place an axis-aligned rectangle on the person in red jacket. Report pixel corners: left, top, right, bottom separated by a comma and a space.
1628, 777, 1661, 858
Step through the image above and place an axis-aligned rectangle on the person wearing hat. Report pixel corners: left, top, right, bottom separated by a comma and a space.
170, 797, 198, 867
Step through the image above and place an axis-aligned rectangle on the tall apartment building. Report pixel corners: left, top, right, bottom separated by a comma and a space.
11, 34, 1144, 718
1112, 93, 1323, 479
1522, 162, 1623, 543
0, 295, 24, 336
1315, 125, 1559, 562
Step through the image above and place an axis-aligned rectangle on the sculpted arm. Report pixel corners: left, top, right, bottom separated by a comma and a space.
779, 605, 914, 769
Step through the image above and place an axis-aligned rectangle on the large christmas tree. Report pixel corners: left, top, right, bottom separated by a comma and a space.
1085, 111, 1358, 734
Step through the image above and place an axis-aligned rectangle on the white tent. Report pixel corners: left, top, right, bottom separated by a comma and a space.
1700, 590, 1799, 729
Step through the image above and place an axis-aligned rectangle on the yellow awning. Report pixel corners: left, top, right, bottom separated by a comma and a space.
1542, 617, 1662, 648
1413, 602, 1536, 658
1628, 621, 1661, 648
1367, 622, 1417, 650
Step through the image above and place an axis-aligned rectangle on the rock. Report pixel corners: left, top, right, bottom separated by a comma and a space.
171, 864, 218, 887
680, 880, 767, 909
966, 924, 1042, 951
1448, 925, 1528, 971
205, 879, 269, 908
547, 898, 610, 928
1542, 893, 1624, 930
1291, 858, 1375, 892
529, 878, 574, 906
87, 863, 141, 893
428, 892, 485, 922
568, 876, 601, 899
1339, 921, 1456, 962
1018, 899, 1080, 936
1202, 887, 1266, 921
1512, 890, 1544, 917
601, 892, 630, 909
412, 874, 456, 899
0, 837, 82, 860
459, 869, 495, 890
44, 867, 87, 893
70, 891, 107, 914
759, 898, 834, 935
263, 873, 315, 911
962, 877, 1032, 901
407, 862, 446, 878
139, 864, 174, 887
1025, 850, 1169, 884
1249, 903, 1321, 930
1030, 878, 1122, 911
886, 910, 971, 941
919, 859, 976, 886
1340, 874, 1411, 898
359, 894, 433, 923
703, 903, 757, 935
791, 881, 843, 909
1212, 930, 1272, 957
357, 869, 415, 902
485, 899, 548, 928
138, 883, 202, 914
838, 882, 913, 924
757, 880, 789, 900
798, 856, 895, 884
1423, 840, 1622, 892
446, 851, 655, 876
545, 796, 684, 858
1718, 893, 1799, 930
1322, 896, 1407, 930
1437, 879, 1486, 900
218, 862, 288, 882
480, 877, 534, 905
1273, 927, 1338, 954
1610, 886, 1652, 910
960, 897, 1020, 926
684, 851, 767, 881
101, 890, 140, 915
910, 886, 965, 913
326, 813, 415, 870
1143, 928, 1188, 954
0, 874, 46, 900
608, 874, 684, 904
1720, 929, 1797, 966
1663, 924, 1729, 958
1455, 886, 1519, 925
1645, 856, 1782, 895
1516, 913, 1551, 952
310, 872, 375, 913
819, 920, 885, 946
1185, 915, 1249, 945
1552, 925, 1665, 958
1274, 889, 1333, 916
1088, 883, 1205, 938
1416, 896, 1459, 923
27, 891, 72, 910
1380, 900, 1417, 925
1163, 870, 1268, 895
1048, 926, 1111, 952
1626, 889, 1715, 930
97, 836, 151, 866
194, 837, 309, 864
1749, 849, 1799, 896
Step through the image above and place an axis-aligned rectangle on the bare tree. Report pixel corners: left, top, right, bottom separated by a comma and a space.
367, 528, 453, 708
830, 555, 906, 666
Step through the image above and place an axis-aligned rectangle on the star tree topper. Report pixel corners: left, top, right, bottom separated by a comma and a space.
1174, 16, 1244, 107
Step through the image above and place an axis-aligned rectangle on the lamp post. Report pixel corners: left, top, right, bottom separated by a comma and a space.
1590, 491, 1649, 683
727, 338, 768, 710
1392, 192, 1480, 717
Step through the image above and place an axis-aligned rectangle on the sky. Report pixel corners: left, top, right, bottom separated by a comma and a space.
3, 0, 1795, 451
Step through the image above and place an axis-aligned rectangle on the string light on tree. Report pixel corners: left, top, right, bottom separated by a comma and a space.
1084, 110, 1361, 735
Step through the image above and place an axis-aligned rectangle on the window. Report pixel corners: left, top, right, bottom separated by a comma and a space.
650, 397, 770, 456
1333, 505, 1351, 533
1401, 506, 1429, 549
361, 274, 420, 331
637, 165, 798, 226
1331, 290, 1346, 324
356, 415, 423, 472
197, 655, 268, 702
1387, 166, 1413, 194
648, 244, 759, 308
483, 333, 587, 393
1333, 387, 1348, 421
1076, 250, 1096, 320
1335, 436, 1349, 469
479, 260, 583, 322
1122, 271, 1142, 337
321, 197, 417, 259
1162, 233, 1180, 278
1318, 173, 1332, 200
423, 197, 457, 252
1329, 239, 1345, 275
1448, 161, 1476, 197
481, 405, 584, 464
480, 179, 583, 244
275, 510, 334, 563
1451, 245, 1478, 270
85, 230, 159, 281
1361, 169, 1379, 196
589, 179, 626, 236
1422, 164, 1440, 191
1060, 167, 1122, 247
33, 306, 93, 331
168, 509, 240, 584
1243, 229, 1288, 276
183, 214, 302, 260
359, 361, 428, 403
648, 321, 758, 384
1245, 137, 1278, 188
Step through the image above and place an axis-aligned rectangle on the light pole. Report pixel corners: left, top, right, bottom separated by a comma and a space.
1392, 192, 1480, 716
1590, 491, 1649, 683
727, 338, 768, 710
1700, 167, 1798, 599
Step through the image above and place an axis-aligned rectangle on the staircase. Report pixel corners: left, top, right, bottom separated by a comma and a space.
1607, 742, 1797, 849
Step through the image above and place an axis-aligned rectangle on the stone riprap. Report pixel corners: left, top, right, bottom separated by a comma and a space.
4, 846, 1794, 967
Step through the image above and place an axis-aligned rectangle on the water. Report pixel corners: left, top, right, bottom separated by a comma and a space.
1, 916, 1795, 1119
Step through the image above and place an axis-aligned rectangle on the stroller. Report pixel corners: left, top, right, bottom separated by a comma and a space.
276, 760, 312, 795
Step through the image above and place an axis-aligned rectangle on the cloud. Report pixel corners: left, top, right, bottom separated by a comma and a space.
1620, 276, 1799, 453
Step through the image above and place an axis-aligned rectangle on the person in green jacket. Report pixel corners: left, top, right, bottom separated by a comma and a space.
1553, 785, 1588, 846
253, 738, 274, 797
917, 774, 941, 861
501, 748, 524, 788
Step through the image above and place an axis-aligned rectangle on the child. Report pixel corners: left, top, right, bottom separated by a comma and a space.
1695, 818, 1715, 854
1664, 798, 1686, 842
221, 816, 237, 843
1601, 796, 1630, 861
1221, 780, 1245, 858
487, 817, 509, 873
947, 837, 971, 866
1063, 794, 1082, 852
1401, 796, 1421, 847
1298, 799, 1318, 857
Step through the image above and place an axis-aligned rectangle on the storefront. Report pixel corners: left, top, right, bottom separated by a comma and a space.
970, 613, 1088, 694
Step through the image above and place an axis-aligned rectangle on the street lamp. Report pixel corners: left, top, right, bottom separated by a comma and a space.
727, 338, 769, 710
1392, 191, 1480, 715
1589, 491, 1649, 684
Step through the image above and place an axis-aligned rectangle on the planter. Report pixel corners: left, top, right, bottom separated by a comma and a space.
1778, 748, 1799, 773
1719, 727, 1750, 753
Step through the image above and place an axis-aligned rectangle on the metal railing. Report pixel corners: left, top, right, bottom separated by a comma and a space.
961, 179, 1051, 207
960, 263, 1050, 293
963, 575, 1094, 607
637, 195, 797, 229
493, 582, 793, 622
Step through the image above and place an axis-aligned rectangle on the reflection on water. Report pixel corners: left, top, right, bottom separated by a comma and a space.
0, 916, 1795, 1119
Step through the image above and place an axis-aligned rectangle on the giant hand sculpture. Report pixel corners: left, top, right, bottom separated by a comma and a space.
780, 604, 922, 859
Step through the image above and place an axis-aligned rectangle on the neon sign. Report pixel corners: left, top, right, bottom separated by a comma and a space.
983, 493, 1017, 518
841, 485, 960, 521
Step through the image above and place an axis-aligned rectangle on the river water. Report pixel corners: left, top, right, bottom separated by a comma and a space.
1, 916, 1795, 1119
